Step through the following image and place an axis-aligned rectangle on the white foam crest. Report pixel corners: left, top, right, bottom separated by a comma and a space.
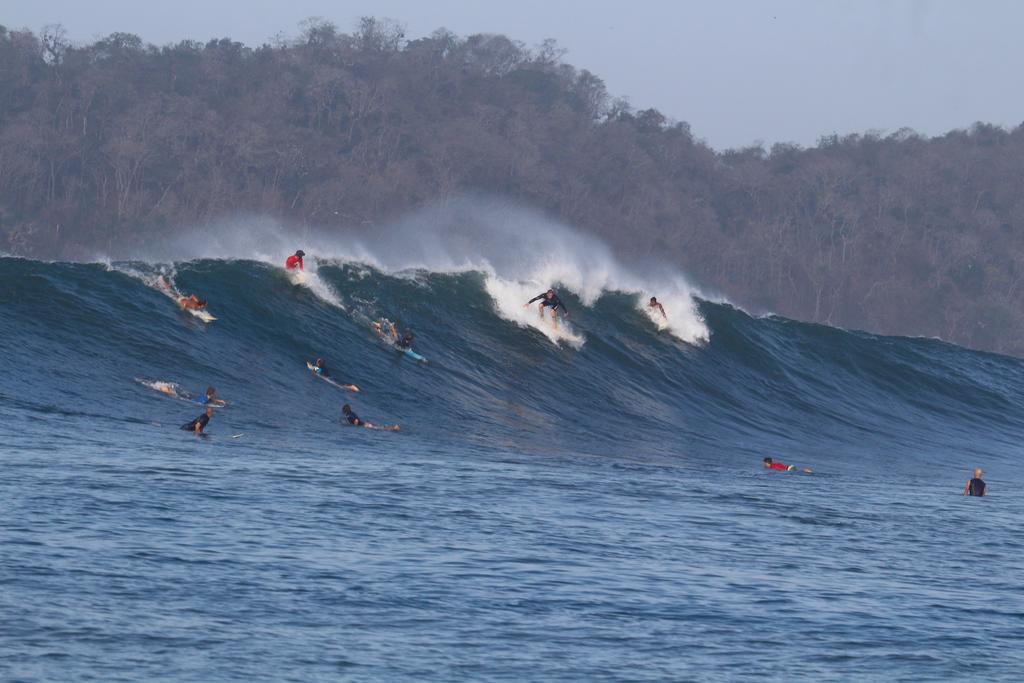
286, 262, 345, 309
105, 223, 345, 310
633, 276, 710, 343
135, 378, 190, 402
111, 262, 180, 300
125, 197, 710, 344
484, 276, 585, 347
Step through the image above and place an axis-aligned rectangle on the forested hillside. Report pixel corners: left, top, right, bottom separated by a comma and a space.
3, 19, 1024, 354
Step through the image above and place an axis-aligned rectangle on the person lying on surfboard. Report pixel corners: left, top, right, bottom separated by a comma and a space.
373, 319, 414, 349
524, 289, 569, 328
648, 296, 667, 320
342, 404, 400, 432
285, 250, 305, 271
307, 359, 359, 391
195, 386, 226, 407
181, 406, 214, 434
763, 457, 812, 474
178, 294, 208, 311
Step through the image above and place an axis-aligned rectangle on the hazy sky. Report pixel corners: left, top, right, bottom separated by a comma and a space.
5, 0, 1022, 149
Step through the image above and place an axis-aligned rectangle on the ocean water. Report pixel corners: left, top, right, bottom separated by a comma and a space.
2, 255, 1023, 681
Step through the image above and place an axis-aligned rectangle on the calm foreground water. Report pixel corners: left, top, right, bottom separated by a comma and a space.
3, 435, 1021, 682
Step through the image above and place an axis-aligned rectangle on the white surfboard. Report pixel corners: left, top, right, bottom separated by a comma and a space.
186, 307, 217, 322
306, 362, 359, 392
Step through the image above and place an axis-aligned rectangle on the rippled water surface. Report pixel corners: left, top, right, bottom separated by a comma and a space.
4, 435, 1022, 682
3, 258, 1023, 680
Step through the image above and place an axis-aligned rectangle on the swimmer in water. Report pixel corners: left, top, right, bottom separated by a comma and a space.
964, 468, 987, 496
181, 406, 214, 434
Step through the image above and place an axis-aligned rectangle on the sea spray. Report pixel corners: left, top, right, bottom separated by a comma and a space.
119, 197, 709, 345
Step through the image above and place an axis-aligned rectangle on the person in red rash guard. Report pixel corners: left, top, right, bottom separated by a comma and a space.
285, 250, 305, 270
763, 457, 812, 474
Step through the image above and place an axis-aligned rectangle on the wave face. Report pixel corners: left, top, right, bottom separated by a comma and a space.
4, 254, 1024, 469
6, 249, 1024, 681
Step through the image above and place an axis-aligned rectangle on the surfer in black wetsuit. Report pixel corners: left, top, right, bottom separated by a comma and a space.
342, 404, 400, 431
181, 406, 214, 434
313, 358, 330, 377
342, 404, 364, 426
964, 468, 986, 496
524, 289, 569, 328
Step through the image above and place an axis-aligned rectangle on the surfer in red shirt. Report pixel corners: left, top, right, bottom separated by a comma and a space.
285, 250, 305, 270
763, 457, 812, 474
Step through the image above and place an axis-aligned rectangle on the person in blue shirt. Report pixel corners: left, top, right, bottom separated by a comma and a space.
195, 386, 226, 407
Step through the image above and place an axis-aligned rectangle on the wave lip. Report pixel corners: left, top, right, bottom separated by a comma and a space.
4, 216, 1024, 472
95, 198, 711, 346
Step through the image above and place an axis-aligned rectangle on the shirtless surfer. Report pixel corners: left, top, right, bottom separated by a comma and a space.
648, 296, 667, 320
178, 294, 208, 311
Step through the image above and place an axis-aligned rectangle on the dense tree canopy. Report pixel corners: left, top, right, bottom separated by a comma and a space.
3, 20, 1024, 355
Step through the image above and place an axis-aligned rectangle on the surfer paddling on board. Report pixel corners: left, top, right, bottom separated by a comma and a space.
311, 358, 330, 377
763, 457, 812, 474
181, 406, 214, 435
342, 404, 400, 432
285, 250, 305, 271
373, 319, 414, 349
524, 289, 570, 329
178, 293, 208, 311
648, 296, 667, 320
307, 358, 359, 391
